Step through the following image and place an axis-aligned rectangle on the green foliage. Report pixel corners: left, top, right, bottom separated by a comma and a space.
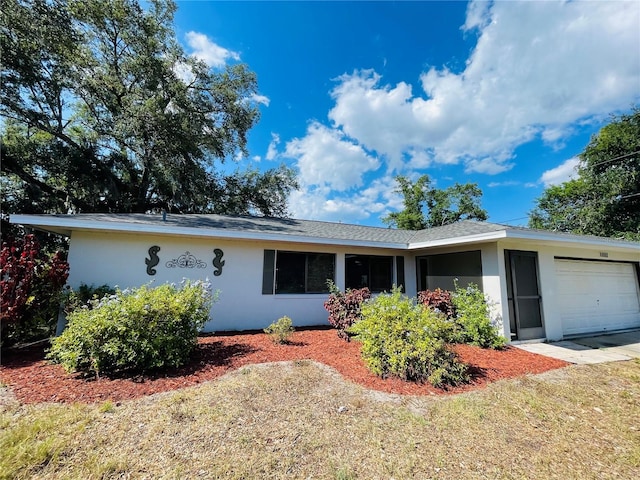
0, 0, 297, 217
426, 182, 488, 227
348, 288, 469, 387
529, 108, 640, 240
382, 175, 488, 230
263, 316, 295, 344
63, 283, 115, 314
98, 400, 115, 413
451, 283, 506, 349
47, 280, 214, 377
382, 175, 431, 230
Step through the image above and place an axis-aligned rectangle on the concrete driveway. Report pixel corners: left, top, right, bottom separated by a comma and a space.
516, 330, 640, 364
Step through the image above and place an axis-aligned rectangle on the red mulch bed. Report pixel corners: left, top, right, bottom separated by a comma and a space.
0, 328, 568, 405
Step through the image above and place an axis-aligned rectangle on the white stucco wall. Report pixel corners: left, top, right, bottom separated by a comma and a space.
67, 231, 408, 331
66, 230, 639, 339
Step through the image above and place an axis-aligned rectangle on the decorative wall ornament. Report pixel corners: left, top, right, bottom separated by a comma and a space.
145, 246, 161, 275
213, 248, 225, 276
165, 251, 207, 269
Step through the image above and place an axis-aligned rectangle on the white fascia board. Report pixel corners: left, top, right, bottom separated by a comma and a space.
503, 229, 640, 252
9, 215, 408, 250
408, 230, 507, 250
408, 228, 640, 253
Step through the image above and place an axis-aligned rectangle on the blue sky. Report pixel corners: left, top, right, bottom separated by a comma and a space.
173, 0, 640, 227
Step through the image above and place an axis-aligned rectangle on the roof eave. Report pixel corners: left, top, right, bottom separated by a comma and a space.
502, 228, 640, 252
408, 230, 508, 249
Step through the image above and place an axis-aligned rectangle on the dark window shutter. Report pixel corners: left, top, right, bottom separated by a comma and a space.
262, 250, 276, 294
396, 256, 405, 292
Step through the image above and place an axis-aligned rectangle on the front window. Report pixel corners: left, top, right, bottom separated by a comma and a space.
275, 251, 335, 294
418, 250, 483, 292
345, 254, 393, 292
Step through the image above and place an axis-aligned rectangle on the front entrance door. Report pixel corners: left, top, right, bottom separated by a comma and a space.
505, 250, 544, 340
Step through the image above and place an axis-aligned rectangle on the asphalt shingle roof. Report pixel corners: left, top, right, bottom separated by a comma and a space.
408, 220, 507, 243
25, 213, 417, 244
10, 213, 639, 249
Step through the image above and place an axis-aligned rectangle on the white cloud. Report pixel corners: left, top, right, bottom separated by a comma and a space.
252, 155, 261, 162
464, 157, 513, 175
540, 157, 581, 187
288, 175, 402, 223
266, 133, 280, 161
284, 122, 380, 191
407, 149, 433, 169
327, 0, 639, 174
462, 0, 492, 32
251, 94, 270, 106
487, 181, 521, 188
329, 71, 426, 168
185, 31, 240, 68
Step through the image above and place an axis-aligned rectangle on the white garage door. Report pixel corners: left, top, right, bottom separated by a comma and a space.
555, 259, 640, 336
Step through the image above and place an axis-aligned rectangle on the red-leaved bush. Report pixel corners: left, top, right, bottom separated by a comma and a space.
324, 281, 371, 341
417, 288, 456, 319
1, 234, 69, 346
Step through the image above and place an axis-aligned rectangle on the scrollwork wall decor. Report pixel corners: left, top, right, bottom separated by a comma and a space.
165, 251, 207, 269
213, 248, 225, 276
145, 246, 161, 275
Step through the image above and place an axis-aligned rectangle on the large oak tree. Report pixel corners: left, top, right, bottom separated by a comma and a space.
1, 0, 297, 217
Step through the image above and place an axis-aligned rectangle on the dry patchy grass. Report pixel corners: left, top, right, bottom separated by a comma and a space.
1, 359, 639, 479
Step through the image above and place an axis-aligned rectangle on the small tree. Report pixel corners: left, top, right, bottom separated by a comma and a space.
1, 234, 69, 346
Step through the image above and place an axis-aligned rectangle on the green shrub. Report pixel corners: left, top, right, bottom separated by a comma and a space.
348, 288, 469, 387
417, 288, 456, 319
47, 280, 215, 377
451, 282, 506, 349
264, 316, 295, 344
63, 283, 115, 314
323, 280, 371, 341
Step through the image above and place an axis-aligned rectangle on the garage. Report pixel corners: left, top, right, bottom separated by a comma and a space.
555, 259, 640, 336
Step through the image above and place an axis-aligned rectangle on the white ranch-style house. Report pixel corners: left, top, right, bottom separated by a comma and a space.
10, 213, 640, 343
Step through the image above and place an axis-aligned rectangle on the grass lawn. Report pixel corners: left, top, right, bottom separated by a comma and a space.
2, 358, 639, 479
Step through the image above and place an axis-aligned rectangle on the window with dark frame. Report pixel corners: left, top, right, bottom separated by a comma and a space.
269, 251, 335, 294
345, 254, 393, 292
418, 250, 483, 292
